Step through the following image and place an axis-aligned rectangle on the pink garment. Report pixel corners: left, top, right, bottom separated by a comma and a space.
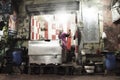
58, 32, 67, 49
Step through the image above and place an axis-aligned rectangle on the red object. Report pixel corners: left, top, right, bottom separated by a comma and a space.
32, 32, 34, 40
67, 37, 71, 50
31, 17, 34, 26
52, 35, 56, 40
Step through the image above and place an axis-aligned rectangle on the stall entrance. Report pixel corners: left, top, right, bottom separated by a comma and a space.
27, 1, 79, 65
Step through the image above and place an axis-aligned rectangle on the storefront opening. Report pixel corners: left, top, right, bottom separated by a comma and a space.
30, 13, 76, 41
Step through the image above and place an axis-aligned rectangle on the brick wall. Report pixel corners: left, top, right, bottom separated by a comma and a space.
102, 0, 120, 51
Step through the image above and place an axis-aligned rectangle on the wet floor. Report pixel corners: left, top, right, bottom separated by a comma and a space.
0, 74, 119, 80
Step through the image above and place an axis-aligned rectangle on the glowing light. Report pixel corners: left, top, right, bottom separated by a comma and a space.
54, 11, 71, 24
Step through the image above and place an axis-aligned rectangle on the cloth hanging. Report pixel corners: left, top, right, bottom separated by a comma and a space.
67, 35, 71, 50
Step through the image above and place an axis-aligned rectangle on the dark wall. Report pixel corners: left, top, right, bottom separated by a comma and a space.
103, 0, 120, 51
11, 0, 22, 14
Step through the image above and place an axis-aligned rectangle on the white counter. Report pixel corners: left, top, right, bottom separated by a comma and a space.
28, 40, 62, 64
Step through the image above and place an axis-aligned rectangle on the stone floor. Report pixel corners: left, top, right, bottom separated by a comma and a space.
0, 74, 119, 80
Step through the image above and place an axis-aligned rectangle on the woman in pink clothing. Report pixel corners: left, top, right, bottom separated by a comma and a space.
58, 30, 70, 63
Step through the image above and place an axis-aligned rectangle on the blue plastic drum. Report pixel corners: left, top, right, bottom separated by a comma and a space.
105, 52, 116, 70
12, 50, 22, 65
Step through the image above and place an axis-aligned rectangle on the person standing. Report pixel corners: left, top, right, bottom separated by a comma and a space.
66, 29, 72, 62
58, 30, 70, 63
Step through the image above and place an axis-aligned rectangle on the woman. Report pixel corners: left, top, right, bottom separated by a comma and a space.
58, 30, 70, 63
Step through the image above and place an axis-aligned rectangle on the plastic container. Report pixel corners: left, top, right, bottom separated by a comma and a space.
12, 50, 22, 65
105, 52, 116, 70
